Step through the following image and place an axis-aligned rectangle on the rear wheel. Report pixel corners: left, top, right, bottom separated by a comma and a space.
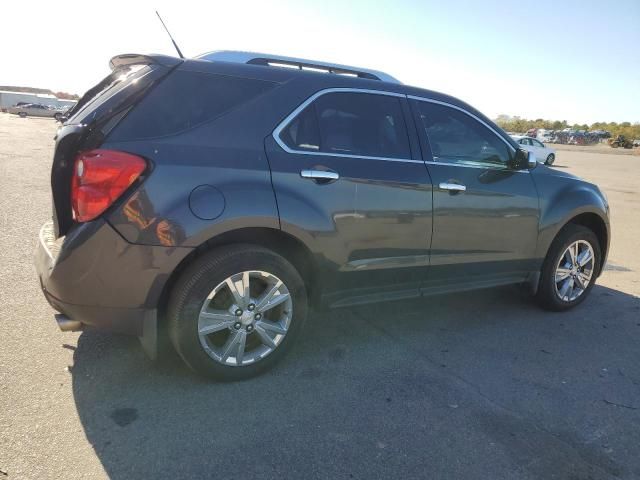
545, 153, 555, 165
536, 224, 600, 311
18, 112, 27, 118
167, 244, 308, 380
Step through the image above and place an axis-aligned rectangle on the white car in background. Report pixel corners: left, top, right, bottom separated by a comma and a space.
512, 136, 556, 165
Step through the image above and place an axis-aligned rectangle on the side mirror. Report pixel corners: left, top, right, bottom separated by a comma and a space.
509, 148, 537, 170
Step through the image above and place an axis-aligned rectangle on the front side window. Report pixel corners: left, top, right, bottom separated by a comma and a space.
415, 101, 512, 167
532, 139, 544, 147
279, 91, 411, 159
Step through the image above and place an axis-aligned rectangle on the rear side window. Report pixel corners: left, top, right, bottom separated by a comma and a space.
279, 92, 411, 159
67, 65, 156, 124
280, 105, 320, 151
110, 71, 276, 140
414, 101, 511, 167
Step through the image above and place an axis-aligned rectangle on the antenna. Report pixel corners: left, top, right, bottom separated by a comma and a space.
155, 11, 184, 59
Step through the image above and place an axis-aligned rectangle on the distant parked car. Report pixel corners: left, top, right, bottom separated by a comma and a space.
8, 103, 63, 120
512, 135, 556, 165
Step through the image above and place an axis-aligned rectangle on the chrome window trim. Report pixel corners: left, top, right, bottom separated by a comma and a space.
272, 88, 423, 164
423, 160, 529, 173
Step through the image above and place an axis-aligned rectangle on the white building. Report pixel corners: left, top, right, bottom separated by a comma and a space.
0, 90, 78, 111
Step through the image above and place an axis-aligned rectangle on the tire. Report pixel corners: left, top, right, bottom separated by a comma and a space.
167, 244, 308, 381
545, 154, 555, 165
536, 224, 601, 311
54, 113, 62, 121
18, 112, 27, 118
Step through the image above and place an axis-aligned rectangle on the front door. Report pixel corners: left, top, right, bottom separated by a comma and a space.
409, 98, 540, 289
265, 89, 433, 305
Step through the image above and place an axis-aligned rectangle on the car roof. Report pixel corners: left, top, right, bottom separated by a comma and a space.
120, 52, 520, 151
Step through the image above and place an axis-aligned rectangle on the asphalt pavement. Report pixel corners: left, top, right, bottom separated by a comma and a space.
1, 114, 638, 479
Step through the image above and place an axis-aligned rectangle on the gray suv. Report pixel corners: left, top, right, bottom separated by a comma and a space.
35, 51, 610, 380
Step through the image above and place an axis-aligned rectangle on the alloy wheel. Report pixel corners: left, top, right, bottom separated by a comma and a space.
554, 240, 595, 302
197, 270, 292, 366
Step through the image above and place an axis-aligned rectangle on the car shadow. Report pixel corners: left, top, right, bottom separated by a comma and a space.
71, 284, 640, 479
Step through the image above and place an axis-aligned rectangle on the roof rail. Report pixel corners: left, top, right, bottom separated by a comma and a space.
196, 50, 401, 84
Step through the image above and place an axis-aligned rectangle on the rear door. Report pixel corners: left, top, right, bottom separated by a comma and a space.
27, 105, 44, 116
265, 89, 433, 305
409, 97, 539, 288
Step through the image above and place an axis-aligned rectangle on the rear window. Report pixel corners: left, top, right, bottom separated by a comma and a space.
109, 70, 276, 141
67, 65, 155, 124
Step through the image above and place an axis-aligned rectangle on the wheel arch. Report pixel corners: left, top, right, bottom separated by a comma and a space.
565, 212, 608, 275
156, 227, 320, 322
540, 210, 609, 278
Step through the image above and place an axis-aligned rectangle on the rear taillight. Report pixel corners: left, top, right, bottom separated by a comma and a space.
71, 149, 146, 223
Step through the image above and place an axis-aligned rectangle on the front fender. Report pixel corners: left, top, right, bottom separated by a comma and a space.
534, 170, 609, 264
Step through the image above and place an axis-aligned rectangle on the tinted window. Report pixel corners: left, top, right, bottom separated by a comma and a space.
314, 92, 410, 159
280, 92, 411, 159
280, 105, 320, 151
520, 138, 532, 146
111, 70, 275, 140
68, 65, 154, 124
415, 101, 511, 167
532, 139, 544, 147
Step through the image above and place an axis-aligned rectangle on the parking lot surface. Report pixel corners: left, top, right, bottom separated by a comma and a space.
1, 114, 638, 479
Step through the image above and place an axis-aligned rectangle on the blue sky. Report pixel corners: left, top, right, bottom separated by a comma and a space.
2, 0, 638, 123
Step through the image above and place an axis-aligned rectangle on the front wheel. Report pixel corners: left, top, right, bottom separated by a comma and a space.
536, 224, 601, 311
167, 244, 308, 381
545, 153, 555, 165
18, 112, 27, 118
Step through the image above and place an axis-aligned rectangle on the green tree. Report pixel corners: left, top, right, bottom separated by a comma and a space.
494, 117, 640, 140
